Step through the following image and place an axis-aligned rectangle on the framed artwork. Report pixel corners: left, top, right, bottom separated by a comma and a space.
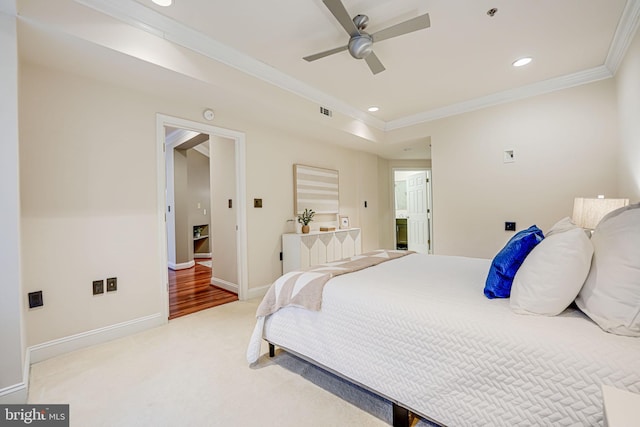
294, 164, 339, 215
340, 216, 350, 229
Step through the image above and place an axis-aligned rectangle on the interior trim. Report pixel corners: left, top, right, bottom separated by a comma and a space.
28, 313, 164, 364
193, 253, 212, 259
211, 277, 238, 294
168, 260, 195, 271
605, 0, 640, 72
76, 0, 640, 130
246, 284, 270, 300
385, 65, 614, 131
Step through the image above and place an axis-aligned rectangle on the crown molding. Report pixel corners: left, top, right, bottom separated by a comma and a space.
385, 65, 614, 131
605, 0, 640, 73
74, 0, 386, 131
76, 0, 638, 133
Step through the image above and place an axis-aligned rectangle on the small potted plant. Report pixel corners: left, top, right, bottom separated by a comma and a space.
194, 226, 203, 239
297, 208, 315, 234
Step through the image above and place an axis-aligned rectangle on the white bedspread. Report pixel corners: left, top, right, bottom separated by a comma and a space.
253, 253, 640, 426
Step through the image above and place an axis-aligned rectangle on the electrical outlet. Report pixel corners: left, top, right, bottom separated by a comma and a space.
106, 277, 117, 292
505, 222, 516, 231
93, 280, 104, 295
28, 291, 44, 308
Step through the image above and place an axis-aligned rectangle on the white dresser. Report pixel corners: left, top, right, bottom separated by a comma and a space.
282, 228, 362, 274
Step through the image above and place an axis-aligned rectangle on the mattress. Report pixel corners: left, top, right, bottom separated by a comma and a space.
260, 253, 640, 426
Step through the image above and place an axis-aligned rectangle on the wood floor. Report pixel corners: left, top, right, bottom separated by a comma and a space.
168, 259, 238, 320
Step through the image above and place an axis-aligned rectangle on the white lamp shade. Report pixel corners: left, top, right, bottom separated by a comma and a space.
572, 197, 630, 229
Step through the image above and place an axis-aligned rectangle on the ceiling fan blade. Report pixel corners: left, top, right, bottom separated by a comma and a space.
371, 13, 431, 43
303, 45, 348, 62
365, 52, 385, 75
322, 0, 360, 37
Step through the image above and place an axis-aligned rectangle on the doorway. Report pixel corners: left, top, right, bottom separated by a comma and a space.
393, 169, 433, 254
156, 114, 247, 321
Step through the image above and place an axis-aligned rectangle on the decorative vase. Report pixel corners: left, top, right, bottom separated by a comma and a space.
302, 225, 310, 234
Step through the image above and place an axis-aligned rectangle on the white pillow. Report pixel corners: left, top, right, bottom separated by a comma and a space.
510, 227, 593, 316
546, 216, 577, 237
575, 203, 640, 336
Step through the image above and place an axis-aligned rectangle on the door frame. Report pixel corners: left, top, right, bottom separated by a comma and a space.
156, 114, 248, 320
391, 168, 433, 254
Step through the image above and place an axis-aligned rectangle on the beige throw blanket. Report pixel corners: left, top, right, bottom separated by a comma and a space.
247, 249, 413, 363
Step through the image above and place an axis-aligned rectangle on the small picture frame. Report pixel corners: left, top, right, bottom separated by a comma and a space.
339, 216, 350, 229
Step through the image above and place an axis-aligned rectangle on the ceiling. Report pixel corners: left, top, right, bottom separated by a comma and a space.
14, 0, 639, 159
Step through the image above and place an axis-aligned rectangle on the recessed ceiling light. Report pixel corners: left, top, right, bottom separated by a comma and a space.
152, 0, 173, 6
368, 106, 379, 112
513, 57, 532, 67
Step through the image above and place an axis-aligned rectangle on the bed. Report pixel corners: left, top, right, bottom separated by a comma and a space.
247, 209, 640, 426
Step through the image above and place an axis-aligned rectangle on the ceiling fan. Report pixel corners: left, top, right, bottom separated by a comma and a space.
303, 0, 431, 75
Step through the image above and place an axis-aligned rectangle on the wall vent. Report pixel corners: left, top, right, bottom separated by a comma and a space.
320, 106, 332, 117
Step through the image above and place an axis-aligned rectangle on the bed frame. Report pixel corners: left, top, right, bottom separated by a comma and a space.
268, 342, 441, 427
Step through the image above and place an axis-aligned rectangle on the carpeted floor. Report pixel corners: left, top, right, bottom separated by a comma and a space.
28, 298, 438, 426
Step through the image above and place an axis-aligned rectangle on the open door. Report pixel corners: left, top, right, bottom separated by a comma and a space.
406, 171, 431, 254
157, 114, 248, 321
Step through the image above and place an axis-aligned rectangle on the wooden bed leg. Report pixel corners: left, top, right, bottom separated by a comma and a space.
268, 343, 275, 357
392, 403, 410, 427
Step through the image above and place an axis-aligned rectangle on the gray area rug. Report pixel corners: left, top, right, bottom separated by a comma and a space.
270, 350, 440, 427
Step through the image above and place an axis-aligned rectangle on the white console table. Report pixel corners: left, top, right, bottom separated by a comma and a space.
282, 228, 362, 274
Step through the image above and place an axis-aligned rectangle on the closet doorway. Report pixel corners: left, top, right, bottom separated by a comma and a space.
156, 115, 247, 321
393, 169, 433, 254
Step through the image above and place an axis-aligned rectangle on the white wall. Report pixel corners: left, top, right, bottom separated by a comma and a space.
19, 65, 165, 346
188, 149, 212, 257
211, 136, 237, 285
18, 62, 385, 347
616, 27, 640, 202
0, 6, 27, 403
245, 126, 382, 287
389, 79, 621, 259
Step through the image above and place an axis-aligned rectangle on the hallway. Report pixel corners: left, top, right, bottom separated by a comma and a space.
168, 260, 238, 319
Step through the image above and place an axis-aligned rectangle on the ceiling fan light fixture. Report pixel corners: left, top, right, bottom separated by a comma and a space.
513, 57, 532, 67
348, 34, 373, 59
152, 0, 173, 6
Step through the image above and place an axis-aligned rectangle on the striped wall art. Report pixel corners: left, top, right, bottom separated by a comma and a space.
294, 164, 339, 215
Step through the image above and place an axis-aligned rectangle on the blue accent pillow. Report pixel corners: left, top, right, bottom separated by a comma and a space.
484, 225, 544, 299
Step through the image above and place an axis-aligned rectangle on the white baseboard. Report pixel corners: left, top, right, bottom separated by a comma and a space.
210, 277, 238, 294
246, 284, 270, 300
0, 344, 31, 404
193, 253, 211, 259
0, 381, 27, 404
29, 313, 165, 364
168, 260, 195, 270
210, 278, 268, 301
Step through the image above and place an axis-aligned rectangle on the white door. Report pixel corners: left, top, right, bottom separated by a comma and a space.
407, 171, 430, 254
